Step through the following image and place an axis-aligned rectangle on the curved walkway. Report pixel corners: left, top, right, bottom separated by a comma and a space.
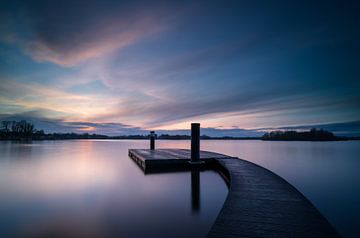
128, 149, 340, 238
209, 157, 339, 238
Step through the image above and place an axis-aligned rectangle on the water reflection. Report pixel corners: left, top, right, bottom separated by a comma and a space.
0, 141, 228, 238
191, 170, 200, 212
154, 140, 360, 238
2, 139, 359, 237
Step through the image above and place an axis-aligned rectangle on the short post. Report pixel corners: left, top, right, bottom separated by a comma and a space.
191, 123, 200, 162
150, 131, 155, 150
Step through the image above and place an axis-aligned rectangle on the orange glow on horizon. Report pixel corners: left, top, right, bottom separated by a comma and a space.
79, 126, 96, 131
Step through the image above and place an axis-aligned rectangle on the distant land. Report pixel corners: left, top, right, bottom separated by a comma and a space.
1, 120, 359, 141
262, 128, 352, 141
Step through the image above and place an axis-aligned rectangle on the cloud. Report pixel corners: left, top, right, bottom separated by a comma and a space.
0, 79, 89, 117
1, 0, 173, 67
0, 111, 261, 136
0, 111, 146, 135
88, 80, 360, 129
0, 78, 127, 121
0, 110, 262, 137
22, 16, 166, 67
0, 0, 359, 131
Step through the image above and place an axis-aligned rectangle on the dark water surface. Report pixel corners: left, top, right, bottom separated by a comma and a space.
1, 140, 359, 237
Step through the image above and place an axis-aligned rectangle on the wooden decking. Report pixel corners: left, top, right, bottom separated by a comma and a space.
128, 149, 340, 238
128, 149, 229, 173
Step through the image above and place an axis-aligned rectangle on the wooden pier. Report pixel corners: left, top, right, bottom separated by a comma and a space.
128, 148, 340, 238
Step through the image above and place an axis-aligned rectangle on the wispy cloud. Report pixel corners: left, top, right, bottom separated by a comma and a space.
1, 1, 173, 67
0, 1, 358, 130
0, 79, 120, 120
0, 111, 261, 136
0, 111, 146, 135
22, 17, 166, 67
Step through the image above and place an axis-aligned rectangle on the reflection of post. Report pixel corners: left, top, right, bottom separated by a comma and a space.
191, 170, 200, 212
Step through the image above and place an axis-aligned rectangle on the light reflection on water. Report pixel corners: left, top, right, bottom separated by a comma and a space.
1, 140, 359, 237
0, 140, 228, 238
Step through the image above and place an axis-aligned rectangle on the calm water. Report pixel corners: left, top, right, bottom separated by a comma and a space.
1, 140, 359, 237
155, 139, 360, 238
0, 140, 227, 238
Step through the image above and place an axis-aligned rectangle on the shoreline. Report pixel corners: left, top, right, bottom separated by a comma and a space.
1, 137, 358, 141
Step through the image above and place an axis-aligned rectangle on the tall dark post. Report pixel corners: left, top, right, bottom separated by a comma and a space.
191, 123, 200, 162
150, 131, 155, 150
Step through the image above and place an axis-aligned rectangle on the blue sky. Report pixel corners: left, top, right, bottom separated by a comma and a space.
0, 0, 359, 136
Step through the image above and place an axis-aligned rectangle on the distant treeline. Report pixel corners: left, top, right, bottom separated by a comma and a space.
0, 120, 259, 140
261, 128, 348, 141
1, 120, 358, 141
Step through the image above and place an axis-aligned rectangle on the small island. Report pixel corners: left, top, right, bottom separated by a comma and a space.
261, 128, 346, 141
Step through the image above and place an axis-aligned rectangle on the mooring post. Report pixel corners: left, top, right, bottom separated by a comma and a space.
191, 123, 200, 162
150, 131, 155, 150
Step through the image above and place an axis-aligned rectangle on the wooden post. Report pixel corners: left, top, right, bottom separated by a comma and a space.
191, 123, 200, 162
150, 131, 155, 150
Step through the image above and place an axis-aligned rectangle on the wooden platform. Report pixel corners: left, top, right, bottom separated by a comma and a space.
128, 149, 340, 238
128, 149, 230, 173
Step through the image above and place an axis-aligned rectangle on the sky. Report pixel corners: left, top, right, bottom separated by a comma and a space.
0, 0, 359, 136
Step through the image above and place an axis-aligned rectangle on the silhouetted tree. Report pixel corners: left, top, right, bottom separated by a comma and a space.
1, 121, 12, 134
0, 120, 36, 139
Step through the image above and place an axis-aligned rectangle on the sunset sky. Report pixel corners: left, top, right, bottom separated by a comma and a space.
0, 0, 359, 136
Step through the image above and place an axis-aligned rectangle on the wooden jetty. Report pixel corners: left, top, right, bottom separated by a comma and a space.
128, 148, 229, 174
128, 148, 340, 238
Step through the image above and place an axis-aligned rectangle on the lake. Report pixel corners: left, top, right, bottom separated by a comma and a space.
0, 140, 359, 237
